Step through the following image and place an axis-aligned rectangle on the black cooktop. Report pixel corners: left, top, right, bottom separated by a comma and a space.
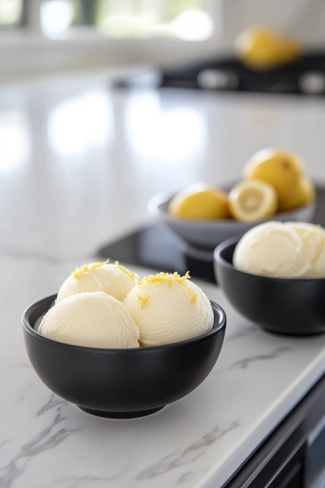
110, 54, 325, 279
115, 51, 325, 95
97, 187, 325, 285
98, 223, 217, 283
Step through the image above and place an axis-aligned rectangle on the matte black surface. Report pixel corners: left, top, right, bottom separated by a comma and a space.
97, 223, 217, 283
214, 237, 325, 335
97, 186, 325, 285
22, 296, 226, 418
116, 51, 325, 95
160, 52, 325, 94
78, 405, 164, 419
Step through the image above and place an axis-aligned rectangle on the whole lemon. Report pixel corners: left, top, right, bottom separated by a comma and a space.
300, 176, 315, 205
168, 184, 229, 220
244, 149, 305, 211
279, 176, 315, 211
235, 26, 302, 71
276, 179, 308, 211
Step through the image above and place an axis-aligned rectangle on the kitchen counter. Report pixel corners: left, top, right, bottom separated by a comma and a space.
1, 76, 325, 488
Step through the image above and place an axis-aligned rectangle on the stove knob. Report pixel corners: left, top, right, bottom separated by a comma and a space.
197, 70, 238, 90
299, 72, 325, 94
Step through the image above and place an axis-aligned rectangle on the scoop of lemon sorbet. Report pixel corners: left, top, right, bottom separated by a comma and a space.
124, 272, 214, 347
57, 260, 138, 302
233, 221, 315, 278
39, 292, 140, 348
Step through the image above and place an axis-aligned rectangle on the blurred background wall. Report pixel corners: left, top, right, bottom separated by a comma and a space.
223, 0, 325, 44
1, 0, 325, 81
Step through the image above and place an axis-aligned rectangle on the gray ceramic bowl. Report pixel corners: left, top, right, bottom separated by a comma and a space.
148, 190, 315, 249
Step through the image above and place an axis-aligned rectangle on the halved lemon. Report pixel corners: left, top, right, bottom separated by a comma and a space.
228, 179, 277, 222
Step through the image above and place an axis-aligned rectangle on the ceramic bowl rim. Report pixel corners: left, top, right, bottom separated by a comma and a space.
214, 235, 325, 284
22, 295, 226, 353
148, 190, 316, 227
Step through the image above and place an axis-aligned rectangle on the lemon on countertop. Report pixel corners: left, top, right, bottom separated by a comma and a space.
228, 179, 277, 222
235, 26, 302, 71
243, 148, 306, 212
168, 184, 229, 220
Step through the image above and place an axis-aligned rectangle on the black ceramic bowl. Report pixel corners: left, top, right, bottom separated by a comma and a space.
22, 295, 226, 419
214, 236, 325, 336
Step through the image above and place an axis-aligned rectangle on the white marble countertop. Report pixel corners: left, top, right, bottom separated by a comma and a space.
1, 75, 325, 488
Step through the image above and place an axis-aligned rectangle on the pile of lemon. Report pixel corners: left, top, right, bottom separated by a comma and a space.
168, 149, 315, 223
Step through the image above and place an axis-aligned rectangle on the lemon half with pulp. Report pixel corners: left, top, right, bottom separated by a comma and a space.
228, 179, 277, 222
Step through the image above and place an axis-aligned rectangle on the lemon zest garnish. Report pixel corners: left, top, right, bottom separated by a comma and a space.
137, 275, 147, 286
137, 271, 190, 286
72, 260, 109, 279
137, 293, 151, 310
187, 286, 197, 305
137, 272, 169, 285
115, 261, 136, 279
177, 271, 190, 283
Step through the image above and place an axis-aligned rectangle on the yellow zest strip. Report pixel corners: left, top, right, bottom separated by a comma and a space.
115, 261, 136, 279
137, 271, 191, 286
187, 286, 197, 305
72, 259, 109, 279
137, 272, 169, 285
177, 271, 191, 283
137, 293, 151, 310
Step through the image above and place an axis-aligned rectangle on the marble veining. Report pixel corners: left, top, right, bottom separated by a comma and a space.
14, 382, 35, 408
229, 346, 290, 370
0, 401, 75, 488
1, 77, 325, 488
137, 421, 240, 480
36, 394, 68, 417
52, 473, 128, 488
177, 472, 196, 484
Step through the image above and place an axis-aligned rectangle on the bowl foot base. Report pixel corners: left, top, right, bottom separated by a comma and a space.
261, 326, 325, 336
78, 405, 165, 419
